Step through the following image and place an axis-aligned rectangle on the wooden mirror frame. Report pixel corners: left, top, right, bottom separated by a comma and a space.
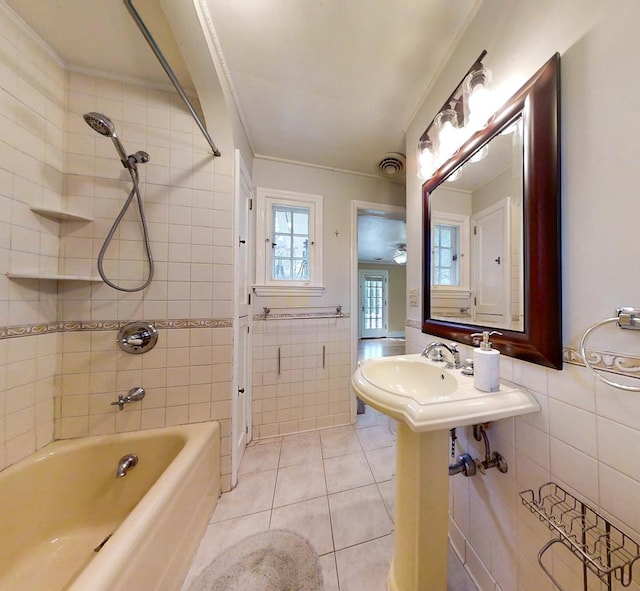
422, 53, 561, 369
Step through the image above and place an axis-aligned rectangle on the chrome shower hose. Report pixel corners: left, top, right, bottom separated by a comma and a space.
97, 165, 154, 292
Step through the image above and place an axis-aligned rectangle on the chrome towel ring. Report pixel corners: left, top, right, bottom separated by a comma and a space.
579, 307, 640, 392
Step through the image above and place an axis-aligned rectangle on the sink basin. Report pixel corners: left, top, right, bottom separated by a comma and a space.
352, 354, 540, 432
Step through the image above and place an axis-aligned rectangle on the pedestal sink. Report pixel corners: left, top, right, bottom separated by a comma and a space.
351, 354, 540, 591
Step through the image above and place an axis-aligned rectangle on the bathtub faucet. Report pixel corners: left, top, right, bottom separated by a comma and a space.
111, 387, 145, 410
116, 453, 138, 478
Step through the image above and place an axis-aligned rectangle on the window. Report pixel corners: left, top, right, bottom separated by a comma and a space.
433, 223, 460, 286
431, 212, 469, 289
254, 188, 324, 296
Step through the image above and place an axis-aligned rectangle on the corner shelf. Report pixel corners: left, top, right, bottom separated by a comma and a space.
520, 482, 640, 590
30, 207, 93, 223
6, 272, 102, 282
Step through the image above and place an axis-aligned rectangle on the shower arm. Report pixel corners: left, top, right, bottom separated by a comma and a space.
124, 0, 221, 158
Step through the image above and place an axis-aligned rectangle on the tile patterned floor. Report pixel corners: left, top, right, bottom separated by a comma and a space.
181, 408, 478, 591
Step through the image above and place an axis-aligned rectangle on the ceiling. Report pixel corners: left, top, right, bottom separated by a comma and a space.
358, 214, 406, 265
6, 0, 479, 179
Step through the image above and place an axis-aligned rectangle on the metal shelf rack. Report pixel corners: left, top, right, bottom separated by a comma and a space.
520, 482, 640, 590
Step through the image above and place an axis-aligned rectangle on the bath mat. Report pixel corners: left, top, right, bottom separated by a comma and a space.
187, 529, 323, 591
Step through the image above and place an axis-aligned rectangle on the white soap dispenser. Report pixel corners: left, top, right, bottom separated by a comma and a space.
470, 331, 502, 392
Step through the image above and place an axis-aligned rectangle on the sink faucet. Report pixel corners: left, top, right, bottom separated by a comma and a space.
421, 342, 461, 369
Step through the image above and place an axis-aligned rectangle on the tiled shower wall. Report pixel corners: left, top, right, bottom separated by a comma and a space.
252, 315, 352, 439
0, 7, 235, 490
0, 8, 65, 469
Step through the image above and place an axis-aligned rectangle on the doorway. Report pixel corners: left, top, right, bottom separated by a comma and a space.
350, 201, 406, 419
359, 269, 388, 339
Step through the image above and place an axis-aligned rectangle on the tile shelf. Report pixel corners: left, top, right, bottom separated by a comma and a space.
6, 272, 102, 282
8, 207, 98, 282
30, 207, 93, 223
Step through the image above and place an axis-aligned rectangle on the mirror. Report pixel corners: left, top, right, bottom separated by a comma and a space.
422, 54, 562, 369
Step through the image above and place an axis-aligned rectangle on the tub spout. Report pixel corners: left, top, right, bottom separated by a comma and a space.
116, 453, 138, 478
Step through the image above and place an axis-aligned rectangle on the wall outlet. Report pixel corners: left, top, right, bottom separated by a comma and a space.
409, 289, 419, 306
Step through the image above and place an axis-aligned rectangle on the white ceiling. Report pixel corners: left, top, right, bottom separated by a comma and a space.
358, 215, 406, 264
6, 0, 479, 179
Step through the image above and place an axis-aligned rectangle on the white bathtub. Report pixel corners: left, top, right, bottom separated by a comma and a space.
0, 422, 220, 591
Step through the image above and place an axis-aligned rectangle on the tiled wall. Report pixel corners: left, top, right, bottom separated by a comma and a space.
0, 7, 235, 490
407, 333, 640, 591
0, 8, 65, 469
252, 315, 352, 438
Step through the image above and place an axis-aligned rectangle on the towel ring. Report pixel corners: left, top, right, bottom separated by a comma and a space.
579, 316, 640, 392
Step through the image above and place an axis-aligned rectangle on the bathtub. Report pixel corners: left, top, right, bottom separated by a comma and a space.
0, 422, 220, 591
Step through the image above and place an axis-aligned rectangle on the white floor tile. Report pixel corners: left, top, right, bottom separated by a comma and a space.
324, 450, 375, 494
377, 479, 396, 522
356, 423, 396, 450
273, 460, 327, 507
321, 425, 362, 458
328, 484, 394, 550
239, 440, 281, 475
279, 430, 323, 467
365, 445, 396, 482
355, 407, 384, 429
335, 534, 394, 591
270, 495, 334, 556
211, 469, 277, 522
318, 553, 340, 591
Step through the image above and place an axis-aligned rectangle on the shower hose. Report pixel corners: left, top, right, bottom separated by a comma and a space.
97, 164, 154, 292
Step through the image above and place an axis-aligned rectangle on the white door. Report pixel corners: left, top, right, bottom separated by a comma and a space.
359, 270, 388, 338
232, 149, 253, 487
472, 198, 511, 325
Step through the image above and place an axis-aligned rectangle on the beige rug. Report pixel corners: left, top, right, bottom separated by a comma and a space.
187, 530, 323, 591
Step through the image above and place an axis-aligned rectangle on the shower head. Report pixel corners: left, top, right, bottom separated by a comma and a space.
83, 112, 115, 137
83, 112, 130, 167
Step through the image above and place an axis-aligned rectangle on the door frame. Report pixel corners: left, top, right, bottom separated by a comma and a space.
350, 200, 405, 420
231, 149, 253, 487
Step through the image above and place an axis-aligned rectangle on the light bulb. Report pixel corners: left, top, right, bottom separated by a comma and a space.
435, 108, 461, 160
417, 139, 436, 180
464, 66, 494, 132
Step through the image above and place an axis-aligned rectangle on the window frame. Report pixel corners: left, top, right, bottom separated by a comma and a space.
254, 187, 324, 297
430, 212, 470, 291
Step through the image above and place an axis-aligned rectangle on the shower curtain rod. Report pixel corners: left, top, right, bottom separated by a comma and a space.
124, 0, 221, 157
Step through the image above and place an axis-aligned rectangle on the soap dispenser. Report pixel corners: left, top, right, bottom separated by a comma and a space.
470, 331, 502, 392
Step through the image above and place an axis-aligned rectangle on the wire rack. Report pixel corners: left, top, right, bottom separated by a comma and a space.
520, 482, 640, 590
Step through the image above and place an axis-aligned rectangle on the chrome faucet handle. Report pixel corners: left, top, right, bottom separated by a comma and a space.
110, 395, 126, 411
111, 387, 145, 410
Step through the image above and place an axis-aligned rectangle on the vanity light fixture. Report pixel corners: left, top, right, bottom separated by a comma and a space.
417, 50, 494, 180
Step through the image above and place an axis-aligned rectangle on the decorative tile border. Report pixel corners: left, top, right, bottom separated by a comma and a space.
0, 318, 233, 340
405, 320, 640, 381
564, 346, 640, 378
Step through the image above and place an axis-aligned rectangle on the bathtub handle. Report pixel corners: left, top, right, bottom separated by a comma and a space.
111, 387, 146, 410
